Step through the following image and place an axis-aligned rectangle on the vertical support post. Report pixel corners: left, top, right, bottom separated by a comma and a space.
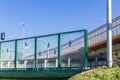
107, 0, 112, 67
56, 59, 58, 67
24, 60, 27, 68
84, 30, 88, 69
14, 40, 17, 69
68, 58, 71, 67
44, 59, 47, 68
8, 62, 11, 68
58, 34, 61, 68
0, 42, 1, 68
34, 37, 37, 69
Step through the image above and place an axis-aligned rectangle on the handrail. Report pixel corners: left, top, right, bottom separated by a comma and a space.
0, 29, 86, 43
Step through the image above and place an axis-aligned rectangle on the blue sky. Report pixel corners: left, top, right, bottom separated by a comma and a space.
0, 0, 120, 40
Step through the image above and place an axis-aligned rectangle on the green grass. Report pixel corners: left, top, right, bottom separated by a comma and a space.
68, 66, 120, 80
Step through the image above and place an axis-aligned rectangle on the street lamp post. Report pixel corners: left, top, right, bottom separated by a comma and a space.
20, 23, 27, 54
107, 0, 113, 67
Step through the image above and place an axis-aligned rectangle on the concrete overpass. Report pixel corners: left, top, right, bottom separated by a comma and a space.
0, 16, 120, 79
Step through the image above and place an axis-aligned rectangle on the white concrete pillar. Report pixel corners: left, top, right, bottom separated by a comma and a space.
44, 59, 47, 68
8, 61, 11, 68
56, 59, 58, 67
68, 58, 71, 67
17, 61, 19, 68
24, 60, 27, 68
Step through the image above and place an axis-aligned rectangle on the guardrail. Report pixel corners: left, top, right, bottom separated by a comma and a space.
0, 29, 88, 70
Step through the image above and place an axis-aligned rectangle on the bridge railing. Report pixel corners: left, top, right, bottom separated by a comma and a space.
0, 30, 88, 70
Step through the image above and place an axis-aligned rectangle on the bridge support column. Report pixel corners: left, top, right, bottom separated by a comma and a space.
16, 61, 19, 68
24, 60, 27, 68
44, 59, 47, 68
8, 61, 11, 68
68, 58, 71, 67
56, 59, 58, 67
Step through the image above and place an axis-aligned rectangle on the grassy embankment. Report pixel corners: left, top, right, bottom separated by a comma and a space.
69, 67, 120, 80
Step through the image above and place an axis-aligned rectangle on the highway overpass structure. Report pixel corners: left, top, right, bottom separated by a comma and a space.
0, 16, 120, 79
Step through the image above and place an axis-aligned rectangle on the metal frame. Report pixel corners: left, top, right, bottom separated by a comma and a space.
0, 29, 88, 70
58, 34, 61, 68
14, 40, 18, 69
0, 68, 82, 79
84, 30, 88, 68
34, 37, 37, 69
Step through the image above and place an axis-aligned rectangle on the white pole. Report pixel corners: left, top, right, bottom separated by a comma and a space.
68, 58, 71, 67
20, 23, 27, 55
8, 61, 11, 68
44, 59, 47, 68
56, 59, 58, 67
107, 0, 112, 67
22, 26, 24, 54
24, 60, 27, 68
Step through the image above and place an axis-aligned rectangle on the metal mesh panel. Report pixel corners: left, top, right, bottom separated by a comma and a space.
37, 35, 58, 68
17, 38, 34, 68
0, 30, 88, 70
0, 41, 15, 69
60, 32, 84, 67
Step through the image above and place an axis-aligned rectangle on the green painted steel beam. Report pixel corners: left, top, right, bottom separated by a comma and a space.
0, 29, 87, 43
0, 69, 82, 78
14, 40, 18, 69
84, 30, 88, 68
58, 34, 61, 68
34, 37, 37, 69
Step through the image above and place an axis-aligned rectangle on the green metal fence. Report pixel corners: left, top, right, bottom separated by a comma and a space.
0, 29, 88, 70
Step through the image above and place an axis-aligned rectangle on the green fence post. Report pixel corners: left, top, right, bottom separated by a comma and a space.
34, 37, 37, 69
14, 40, 18, 69
84, 30, 88, 69
58, 34, 61, 68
